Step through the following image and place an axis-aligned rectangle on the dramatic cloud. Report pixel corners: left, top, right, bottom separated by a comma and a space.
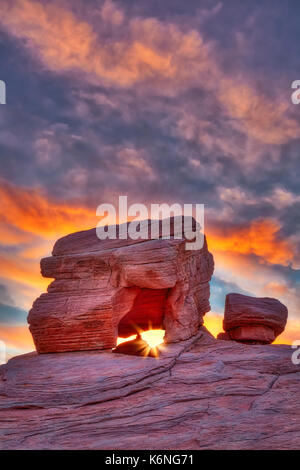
208, 218, 296, 267
0, 0, 299, 356
0, 0, 213, 89
1, 0, 299, 148
219, 80, 300, 145
0, 325, 34, 360
0, 178, 97, 239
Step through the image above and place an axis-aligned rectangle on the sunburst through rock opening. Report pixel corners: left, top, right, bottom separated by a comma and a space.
113, 287, 168, 357
114, 328, 165, 357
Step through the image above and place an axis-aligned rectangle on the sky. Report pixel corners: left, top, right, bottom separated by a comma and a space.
0, 0, 299, 360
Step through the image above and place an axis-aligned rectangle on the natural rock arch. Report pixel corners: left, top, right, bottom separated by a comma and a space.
28, 218, 214, 353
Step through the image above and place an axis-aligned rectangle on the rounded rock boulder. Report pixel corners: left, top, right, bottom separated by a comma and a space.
222, 293, 288, 344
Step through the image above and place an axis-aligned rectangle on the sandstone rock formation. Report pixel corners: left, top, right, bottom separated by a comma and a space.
1, 327, 299, 450
28, 217, 214, 353
218, 293, 288, 344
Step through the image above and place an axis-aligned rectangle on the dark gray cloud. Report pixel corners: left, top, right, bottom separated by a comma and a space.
0, 284, 13, 306
0, 303, 27, 325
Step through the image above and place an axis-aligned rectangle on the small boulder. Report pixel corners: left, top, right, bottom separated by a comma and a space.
219, 293, 288, 344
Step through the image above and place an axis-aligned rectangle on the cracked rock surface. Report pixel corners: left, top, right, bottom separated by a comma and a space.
0, 328, 299, 450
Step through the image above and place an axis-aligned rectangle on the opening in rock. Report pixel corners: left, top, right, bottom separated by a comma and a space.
115, 288, 168, 357
118, 287, 169, 336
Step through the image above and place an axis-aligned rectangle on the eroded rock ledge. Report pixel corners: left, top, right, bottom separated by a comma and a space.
1, 328, 299, 450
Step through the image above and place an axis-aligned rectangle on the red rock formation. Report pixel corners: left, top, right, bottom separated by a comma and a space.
219, 293, 288, 344
1, 327, 299, 450
28, 217, 214, 353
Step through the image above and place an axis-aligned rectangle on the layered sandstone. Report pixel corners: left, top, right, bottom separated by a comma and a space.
219, 293, 288, 344
28, 217, 214, 353
1, 328, 299, 450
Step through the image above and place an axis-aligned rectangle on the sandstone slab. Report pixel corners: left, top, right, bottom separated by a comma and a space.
0, 328, 299, 450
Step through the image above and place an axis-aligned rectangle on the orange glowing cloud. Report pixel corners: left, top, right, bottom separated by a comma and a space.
263, 281, 291, 298
0, 179, 99, 304
208, 218, 295, 267
0, 221, 35, 245
0, 0, 211, 90
0, 179, 97, 240
219, 79, 300, 145
0, 325, 34, 360
0, 0, 95, 73
274, 320, 300, 345
0, 253, 49, 290
0, 0, 298, 147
